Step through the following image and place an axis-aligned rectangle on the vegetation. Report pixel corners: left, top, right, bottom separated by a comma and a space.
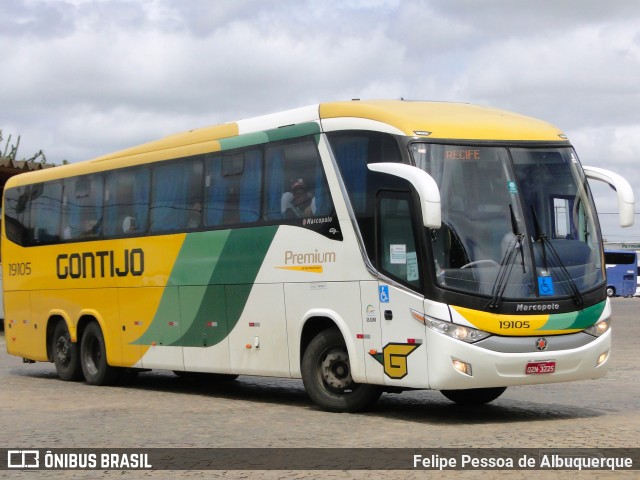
0, 129, 49, 164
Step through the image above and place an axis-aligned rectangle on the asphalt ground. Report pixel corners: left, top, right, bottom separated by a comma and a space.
1, 297, 638, 479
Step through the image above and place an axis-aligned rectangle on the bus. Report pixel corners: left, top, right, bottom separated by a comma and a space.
637, 256, 640, 297
604, 249, 637, 297
2, 100, 635, 412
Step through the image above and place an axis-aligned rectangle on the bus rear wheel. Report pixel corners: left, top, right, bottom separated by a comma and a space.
606, 287, 615, 297
301, 328, 381, 413
80, 322, 120, 386
52, 320, 83, 381
440, 387, 507, 405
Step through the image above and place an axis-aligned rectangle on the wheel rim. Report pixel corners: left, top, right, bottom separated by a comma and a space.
55, 334, 72, 367
318, 347, 353, 391
83, 335, 101, 377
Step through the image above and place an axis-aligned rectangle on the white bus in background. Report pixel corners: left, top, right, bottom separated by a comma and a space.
636, 254, 640, 297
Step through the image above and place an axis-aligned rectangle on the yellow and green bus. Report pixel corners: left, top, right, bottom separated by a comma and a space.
2, 100, 634, 412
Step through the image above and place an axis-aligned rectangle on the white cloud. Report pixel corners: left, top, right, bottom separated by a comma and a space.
1, 0, 639, 241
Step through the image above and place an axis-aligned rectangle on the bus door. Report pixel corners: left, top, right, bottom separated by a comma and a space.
374, 192, 429, 388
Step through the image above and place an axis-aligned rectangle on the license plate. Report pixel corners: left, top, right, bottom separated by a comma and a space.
525, 361, 556, 374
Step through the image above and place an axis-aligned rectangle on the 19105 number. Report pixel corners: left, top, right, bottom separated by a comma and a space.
8, 262, 32, 276
499, 320, 530, 329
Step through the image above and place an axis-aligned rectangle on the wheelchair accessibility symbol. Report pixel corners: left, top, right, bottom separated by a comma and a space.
538, 276, 555, 296
379, 285, 390, 303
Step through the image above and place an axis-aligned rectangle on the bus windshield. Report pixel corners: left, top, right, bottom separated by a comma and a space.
411, 144, 604, 301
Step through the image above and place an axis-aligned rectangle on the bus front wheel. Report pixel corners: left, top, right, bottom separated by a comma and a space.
440, 387, 507, 405
606, 287, 615, 297
80, 322, 120, 386
301, 328, 381, 413
52, 320, 83, 381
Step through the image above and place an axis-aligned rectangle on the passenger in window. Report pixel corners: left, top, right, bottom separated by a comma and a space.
187, 202, 202, 229
84, 218, 101, 236
281, 179, 315, 218
122, 216, 137, 234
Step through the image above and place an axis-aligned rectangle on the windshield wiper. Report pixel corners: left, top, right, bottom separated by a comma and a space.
486, 205, 525, 309
531, 207, 584, 306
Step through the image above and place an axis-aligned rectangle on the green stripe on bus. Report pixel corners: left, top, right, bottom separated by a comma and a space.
218, 131, 269, 151
216, 123, 320, 152
131, 226, 278, 347
539, 301, 606, 331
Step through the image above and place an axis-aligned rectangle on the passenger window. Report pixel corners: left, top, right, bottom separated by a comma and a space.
104, 168, 150, 236
4, 185, 31, 246
150, 158, 203, 233
264, 139, 333, 221
204, 149, 262, 227
62, 175, 102, 241
31, 181, 63, 244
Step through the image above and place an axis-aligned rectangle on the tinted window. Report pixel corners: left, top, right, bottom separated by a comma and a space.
61, 175, 103, 241
4, 185, 31, 245
104, 168, 150, 236
31, 181, 63, 244
605, 252, 636, 264
379, 194, 421, 289
205, 149, 262, 226
264, 139, 333, 221
150, 158, 203, 233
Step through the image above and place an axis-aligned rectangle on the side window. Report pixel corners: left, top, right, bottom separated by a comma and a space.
378, 194, 421, 289
329, 131, 404, 259
62, 175, 102, 241
264, 138, 333, 221
104, 168, 150, 236
4, 185, 31, 246
204, 149, 262, 227
329, 132, 402, 215
150, 158, 203, 233
31, 181, 63, 244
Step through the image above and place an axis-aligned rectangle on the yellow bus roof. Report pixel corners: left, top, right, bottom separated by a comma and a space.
320, 100, 566, 141
5, 100, 567, 187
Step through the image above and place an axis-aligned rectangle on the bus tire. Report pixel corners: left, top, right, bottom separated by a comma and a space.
80, 322, 120, 386
301, 328, 381, 413
440, 387, 507, 405
52, 320, 83, 381
606, 287, 615, 297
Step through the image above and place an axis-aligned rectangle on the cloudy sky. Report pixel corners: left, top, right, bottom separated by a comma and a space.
2, 0, 639, 242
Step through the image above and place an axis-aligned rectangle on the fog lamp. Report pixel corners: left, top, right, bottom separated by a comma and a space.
452, 358, 472, 376
596, 350, 609, 367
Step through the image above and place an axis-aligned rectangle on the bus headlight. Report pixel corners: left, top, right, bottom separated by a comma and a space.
584, 318, 611, 337
424, 317, 491, 343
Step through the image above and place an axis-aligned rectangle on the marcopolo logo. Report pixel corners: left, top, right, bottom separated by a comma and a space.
515, 303, 560, 312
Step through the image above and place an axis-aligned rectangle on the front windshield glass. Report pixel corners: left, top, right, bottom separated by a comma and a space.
411, 144, 604, 301
510, 147, 604, 298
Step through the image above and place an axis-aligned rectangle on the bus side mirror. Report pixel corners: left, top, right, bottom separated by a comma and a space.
367, 163, 441, 228
583, 166, 635, 227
